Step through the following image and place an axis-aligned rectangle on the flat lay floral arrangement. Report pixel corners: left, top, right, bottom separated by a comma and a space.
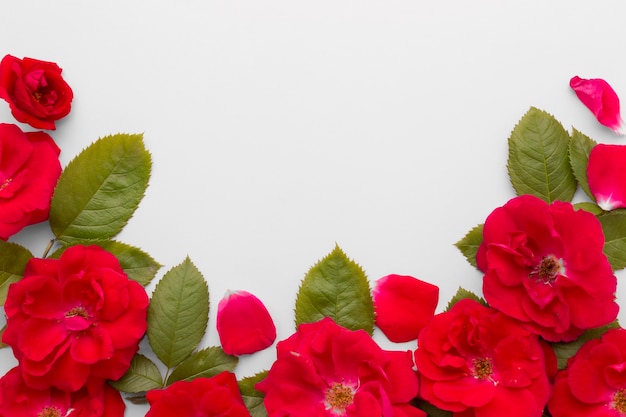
1, 55, 626, 417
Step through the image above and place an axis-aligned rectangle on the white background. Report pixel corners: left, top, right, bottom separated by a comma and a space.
1, 1, 626, 415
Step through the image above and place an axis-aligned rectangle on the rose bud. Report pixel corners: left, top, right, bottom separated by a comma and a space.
373, 274, 439, 343
587, 143, 626, 211
216, 290, 276, 355
570, 76, 624, 134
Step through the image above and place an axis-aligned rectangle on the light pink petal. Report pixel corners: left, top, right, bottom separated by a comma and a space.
587, 144, 626, 210
216, 290, 276, 355
570, 76, 624, 134
372, 274, 439, 342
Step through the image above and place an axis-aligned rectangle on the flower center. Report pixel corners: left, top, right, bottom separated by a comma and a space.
472, 357, 494, 380
38, 406, 62, 417
530, 255, 563, 284
613, 389, 626, 413
325, 382, 355, 415
65, 306, 89, 319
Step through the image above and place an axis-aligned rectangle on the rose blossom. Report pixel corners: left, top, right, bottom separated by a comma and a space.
587, 143, 626, 211
0, 123, 61, 240
146, 372, 251, 417
476, 194, 618, 342
548, 328, 626, 417
2, 245, 149, 392
0, 366, 125, 417
256, 317, 425, 417
414, 298, 552, 417
0, 55, 73, 130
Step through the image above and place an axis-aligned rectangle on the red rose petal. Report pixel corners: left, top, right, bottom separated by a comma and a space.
372, 274, 439, 342
216, 290, 276, 355
587, 143, 626, 210
570, 76, 624, 134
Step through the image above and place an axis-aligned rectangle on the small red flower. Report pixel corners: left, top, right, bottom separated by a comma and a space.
373, 274, 439, 342
216, 290, 276, 355
570, 76, 624, 134
0, 55, 73, 130
587, 143, 626, 211
146, 372, 251, 417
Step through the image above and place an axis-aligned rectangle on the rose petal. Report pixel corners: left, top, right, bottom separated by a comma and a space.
587, 143, 626, 210
372, 274, 439, 342
216, 290, 276, 355
570, 76, 624, 134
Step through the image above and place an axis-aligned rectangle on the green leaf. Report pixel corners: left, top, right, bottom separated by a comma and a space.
109, 354, 163, 393
166, 346, 238, 385
507, 107, 577, 203
569, 128, 597, 200
294, 245, 374, 334
413, 399, 452, 417
239, 371, 268, 417
551, 321, 620, 370
49, 133, 152, 245
573, 201, 604, 216
598, 210, 626, 271
0, 325, 7, 349
147, 257, 209, 368
0, 241, 33, 306
445, 287, 488, 311
454, 224, 483, 269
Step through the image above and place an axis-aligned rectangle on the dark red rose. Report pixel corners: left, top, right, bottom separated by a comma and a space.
415, 299, 552, 417
548, 328, 626, 417
2, 245, 149, 392
0, 123, 61, 239
256, 317, 425, 417
476, 194, 618, 342
146, 372, 251, 417
0, 55, 73, 130
0, 366, 125, 417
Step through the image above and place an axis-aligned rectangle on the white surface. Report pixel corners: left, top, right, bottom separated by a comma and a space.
1, 1, 626, 415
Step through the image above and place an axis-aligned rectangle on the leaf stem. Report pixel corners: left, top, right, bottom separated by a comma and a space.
42, 239, 56, 258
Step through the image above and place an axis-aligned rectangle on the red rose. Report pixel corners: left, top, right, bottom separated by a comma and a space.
0, 55, 73, 130
2, 245, 149, 392
256, 317, 425, 417
476, 194, 618, 342
0, 366, 125, 417
548, 328, 626, 417
414, 299, 552, 417
0, 123, 61, 239
146, 372, 251, 417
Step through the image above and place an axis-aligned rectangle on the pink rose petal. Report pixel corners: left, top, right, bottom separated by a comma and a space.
372, 274, 439, 343
570, 76, 624, 134
587, 143, 626, 210
216, 290, 276, 355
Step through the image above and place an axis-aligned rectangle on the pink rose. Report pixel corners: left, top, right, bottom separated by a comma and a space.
256, 317, 425, 417
0, 123, 61, 240
476, 194, 618, 342
415, 299, 552, 417
2, 245, 149, 392
146, 372, 251, 417
0, 55, 73, 130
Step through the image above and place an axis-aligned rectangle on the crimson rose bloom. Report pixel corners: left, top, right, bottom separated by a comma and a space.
0, 366, 125, 417
256, 317, 425, 417
476, 194, 618, 342
0, 123, 61, 239
0, 55, 73, 130
415, 299, 552, 417
548, 328, 626, 417
146, 372, 251, 417
2, 245, 149, 392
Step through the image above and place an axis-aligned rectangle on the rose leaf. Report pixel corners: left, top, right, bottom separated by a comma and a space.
238, 371, 269, 417
445, 287, 488, 311
454, 223, 483, 269
147, 257, 209, 368
0, 325, 7, 349
166, 346, 238, 385
49, 133, 151, 246
109, 354, 163, 393
573, 201, 604, 216
0, 240, 33, 306
569, 128, 597, 200
550, 321, 620, 370
507, 107, 577, 203
294, 244, 374, 334
598, 210, 626, 271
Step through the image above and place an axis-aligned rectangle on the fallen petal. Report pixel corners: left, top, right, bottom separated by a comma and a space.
216, 290, 276, 355
372, 274, 439, 342
587, 143, 626, 210
570, 76, 625, 134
